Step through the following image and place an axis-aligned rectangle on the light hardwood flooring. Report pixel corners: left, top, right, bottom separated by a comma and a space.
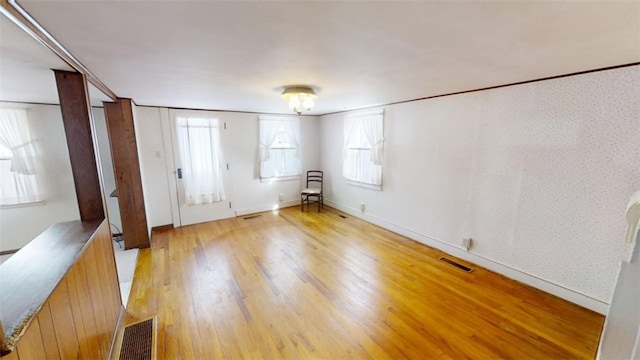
124, 206, 604, 359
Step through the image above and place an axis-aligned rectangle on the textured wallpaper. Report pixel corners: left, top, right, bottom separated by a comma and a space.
321, 65, 640, 303
468, 66, 640, 302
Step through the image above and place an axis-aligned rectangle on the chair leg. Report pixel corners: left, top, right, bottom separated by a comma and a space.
301, 195, 304, 212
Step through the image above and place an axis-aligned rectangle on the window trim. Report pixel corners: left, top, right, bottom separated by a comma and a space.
0, 199, 46, 209
259, 174, 301, 183
342, 108, 384, 188
258, 115, 301, 180
347, 180, 382, 191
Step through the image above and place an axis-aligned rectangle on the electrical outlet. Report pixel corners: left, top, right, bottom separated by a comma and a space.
360, 202, 365, 212
462, 237, 472, 251
278, 193, 284, 202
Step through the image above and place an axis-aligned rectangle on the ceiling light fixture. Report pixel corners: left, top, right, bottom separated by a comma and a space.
281, 86, 317, 115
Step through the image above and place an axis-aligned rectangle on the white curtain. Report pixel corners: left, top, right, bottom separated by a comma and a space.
342, 116, 361, 182
176, 114, 225, 205
361, 112, 384, 165
259, 115, 300, 179
342, 115, 360, 160
281, 119, 300, 158
0, 109, 38, 174
342, 109, 384, 186
0, 109, 42, 204
259, 117, 281, 163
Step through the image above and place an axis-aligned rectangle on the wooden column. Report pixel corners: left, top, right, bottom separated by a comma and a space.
54, 70, 105, 221
104, 99, 150, 249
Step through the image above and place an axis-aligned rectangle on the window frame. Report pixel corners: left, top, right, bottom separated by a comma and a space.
342, 109, 384, 191
259, 115, 301, 182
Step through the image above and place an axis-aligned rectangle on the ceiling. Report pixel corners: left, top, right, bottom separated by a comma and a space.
0, 12, 71, 105
3, 1, 640, 115
0, 12, 112, 106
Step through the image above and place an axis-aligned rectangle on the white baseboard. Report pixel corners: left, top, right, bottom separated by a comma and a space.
235, 200, 299, 217
326, 200, 609, 315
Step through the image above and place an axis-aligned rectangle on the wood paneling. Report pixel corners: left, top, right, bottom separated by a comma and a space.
1, 220, 121, 359
35, 305, 60, 360
48, 281, 81, 360
54, 70, 105, 221
104, 98, 150, 249
15, 321, 46, 360
126, 206, 605, 359
0, 220, 102, 348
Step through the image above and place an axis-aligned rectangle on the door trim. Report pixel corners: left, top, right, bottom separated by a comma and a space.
160, 108, 181, 227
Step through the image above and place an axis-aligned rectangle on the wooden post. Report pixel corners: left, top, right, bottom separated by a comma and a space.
104, 99, 150, 249
54, 70, 105, 221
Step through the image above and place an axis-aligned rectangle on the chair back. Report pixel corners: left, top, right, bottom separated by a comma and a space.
306, 170, 323, 191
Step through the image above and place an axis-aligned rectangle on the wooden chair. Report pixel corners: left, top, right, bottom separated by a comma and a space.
301, 170, 323, 212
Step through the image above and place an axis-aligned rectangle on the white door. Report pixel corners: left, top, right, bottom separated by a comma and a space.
170, 109, 234, 226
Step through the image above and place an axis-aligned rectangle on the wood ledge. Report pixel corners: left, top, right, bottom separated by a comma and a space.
0, 219, 104, 354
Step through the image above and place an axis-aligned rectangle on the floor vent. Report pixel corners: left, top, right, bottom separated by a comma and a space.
115, 317, 156, 360
243, 214, 262, 220
338, 214, 347, 219
439, 257, 474, 273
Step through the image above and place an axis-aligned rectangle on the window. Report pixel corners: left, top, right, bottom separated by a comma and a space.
259, 116, 301, 180
343, 109, 384, 189
0, 108, 43, 205
175, 114, 226, 205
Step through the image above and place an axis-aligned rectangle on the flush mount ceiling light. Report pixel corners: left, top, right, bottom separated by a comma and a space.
281, 86, 317, 115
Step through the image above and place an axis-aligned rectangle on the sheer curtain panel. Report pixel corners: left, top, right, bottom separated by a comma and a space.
175, 114, 225, 205
0, 109, 42, 205
343, 109, 384, 187
259, 115, 301, 180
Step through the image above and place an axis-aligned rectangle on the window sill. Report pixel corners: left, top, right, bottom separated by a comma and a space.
347, 180, 382, 191
260, 175, 301, 183
0, 200, 46, 209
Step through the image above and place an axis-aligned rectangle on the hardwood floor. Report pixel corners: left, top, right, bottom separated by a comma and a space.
124, 206, 604, 359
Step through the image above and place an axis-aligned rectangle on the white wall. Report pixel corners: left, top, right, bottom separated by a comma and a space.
0, 103, 80, 251
133, 106, 320, 228
92, 106, 123, 233
320, 66, 640, 312
223, 111, 321, 215
133, 106, 173, 229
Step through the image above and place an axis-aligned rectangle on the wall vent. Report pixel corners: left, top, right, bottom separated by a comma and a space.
114, 317, 156, 360
439, 257, 474, 273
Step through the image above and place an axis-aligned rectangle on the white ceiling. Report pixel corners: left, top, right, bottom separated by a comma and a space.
0, 13, 72, 104
0, 13, 113, 106
4, 1, 640, 114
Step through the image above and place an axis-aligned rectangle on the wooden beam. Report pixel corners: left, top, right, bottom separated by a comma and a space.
54, 70, 105, 221
104, 99, 150, 249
